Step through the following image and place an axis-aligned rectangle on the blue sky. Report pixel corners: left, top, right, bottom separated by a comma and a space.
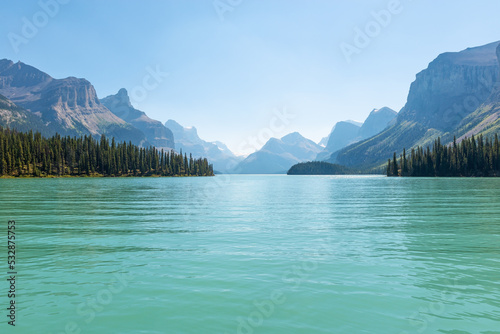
2, 0, 500, 155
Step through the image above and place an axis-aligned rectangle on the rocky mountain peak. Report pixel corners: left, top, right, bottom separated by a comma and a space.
0, 59, 52, 90
165, 120, 200, 143
0, 59, 147, 144
281, 132, 305, 144
100, 88, 133, 113
357, 106, 397, 140
0, 59, 14, 70
370, 107, 396, 116
115, 88, 133, 106
101, 89, 175, 150
165, 119, 185, 134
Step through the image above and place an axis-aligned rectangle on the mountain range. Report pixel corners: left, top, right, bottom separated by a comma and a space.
165, 119, 242, 173
330, 41, 500, 169
2, 40, 500, 174
101, 88, 175, 150
231, 132, 323, 174
0, 59, 240, 168
316, 107, 396, 161
0, 59, 145, 145
318, 120, 361, 148
234, 106, 397, 174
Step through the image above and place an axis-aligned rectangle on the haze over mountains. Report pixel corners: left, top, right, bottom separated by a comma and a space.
1, 40, 500, 174
318, 120, 361, 147
165, 119, 242, 172
317, 108, 396, 161
231, 132, 322, 174
233, 106, 397, 174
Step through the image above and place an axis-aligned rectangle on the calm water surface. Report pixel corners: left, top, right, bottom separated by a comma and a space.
0, 175, 499, 333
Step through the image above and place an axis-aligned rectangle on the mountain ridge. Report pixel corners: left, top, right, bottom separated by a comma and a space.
101, 89, 175, 149
165, 119, 241, 172
0, 58, 145, 145
332, 41, 500, 169
231, 132, 322, 174
317, 107, 396, 161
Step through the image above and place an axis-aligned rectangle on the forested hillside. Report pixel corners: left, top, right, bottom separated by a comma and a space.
387, 134, 500, 177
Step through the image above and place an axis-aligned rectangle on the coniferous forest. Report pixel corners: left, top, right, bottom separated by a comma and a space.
387, 134, 500, 177
0, 127, 214, 177
287, 161, 358, 175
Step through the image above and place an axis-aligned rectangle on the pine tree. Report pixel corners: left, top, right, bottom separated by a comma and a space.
392, 152, 398, 176
402, 148, 408, 176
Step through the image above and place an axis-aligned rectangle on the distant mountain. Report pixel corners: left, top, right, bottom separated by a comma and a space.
212, 141, 234, 156
317, 109, 396, 161
318, 119, 361, 149
164, 119, 241, 172
357, 107, 397, 139
231, 132, 322, 174
318, 136, 329, 147
101, 89, 175, 150
333, 41, 500, 169
316, 121, 360, 161
0, 59, 145, 144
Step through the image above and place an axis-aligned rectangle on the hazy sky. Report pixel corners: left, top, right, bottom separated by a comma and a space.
2, 0, 500, 155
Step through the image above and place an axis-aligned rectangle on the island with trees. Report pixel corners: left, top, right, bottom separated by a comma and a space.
287, 161, 358, 175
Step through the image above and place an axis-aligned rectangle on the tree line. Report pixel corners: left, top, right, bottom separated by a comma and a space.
0, 127, 214, 177
387, 134, 500, 177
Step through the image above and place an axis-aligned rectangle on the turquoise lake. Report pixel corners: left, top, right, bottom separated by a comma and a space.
1, 175, 499, 333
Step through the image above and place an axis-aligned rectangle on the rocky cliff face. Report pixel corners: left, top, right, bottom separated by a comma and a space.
452, 43, 500, 141
0, 59, 145, 144
400, 42, 499, 131
334, 41, 500, 169
101, 89, 175, 149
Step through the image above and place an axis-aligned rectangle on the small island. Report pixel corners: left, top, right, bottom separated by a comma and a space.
287, 161, 358, 175
0, 127, 214, 177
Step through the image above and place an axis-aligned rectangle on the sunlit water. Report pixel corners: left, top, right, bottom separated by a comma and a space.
0, 175, 499, 333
